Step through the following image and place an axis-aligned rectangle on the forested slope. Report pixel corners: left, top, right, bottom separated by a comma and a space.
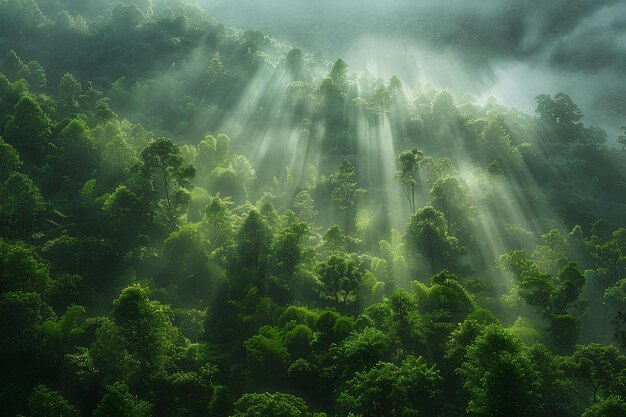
1, 1, 626, 416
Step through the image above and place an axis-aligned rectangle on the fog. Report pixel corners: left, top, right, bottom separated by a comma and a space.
196, 0, 626, 141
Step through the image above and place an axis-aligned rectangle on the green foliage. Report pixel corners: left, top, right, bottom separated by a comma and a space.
202, 196, 235, 261
0, 136, 21, 181
0, 172, 45, 238
0, 291, 47, 355
139, 137, 196, 229
330, 160, 366, 231
27, 385, 79, 417
338, 356, 442, 417
92, 382, 152, 417
3, 94, 52, 163
429, 176, 472, 237
460, 325, 540, 417
244, 326, 290, 386
94, 99, 117, 124
394, 147, 424, 212
271, 220, 310, 291
0, 239, 49, 294
232, 392, 321, 417
0, 5, 625, 417
317, 254, 363, 309
236, 210, 271, 287
535, 93, 583, 129
111, 284, 178, 373
565, 343, 626, 404
405, 205, 464, 274
341, 327, 391, 375
57, 73, 82, 115
582, 396, 626, 417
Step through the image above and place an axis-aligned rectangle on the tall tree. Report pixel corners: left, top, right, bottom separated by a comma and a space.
565, 343, 626, 404
460, 326, 540, 417
3, 94, 52, 164
27, 385, 79, 417
394, 147, 424, 212
271, 221, 310, 291
317, 254, 362, 310
139, 137, 195, 229
236, 210, 271, 287
92, 382, 152, 417
330, 159, 366, 233
405, 205, 464, 274
0, 172, 45, 239
111, 284, 177, 374
202, 197, 235, 262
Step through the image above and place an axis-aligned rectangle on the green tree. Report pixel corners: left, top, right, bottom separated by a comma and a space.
20, 60, 46, 92
89, 319, 137, 384
317, 254, 363, 309
0, 239, 49, 294
215, 133, 230, 162
232, 392, 321, 417
51, 117, 98, 184
535, 93, 584, 141
319, 225, 347, 255
111, 3, 145, 33
139, 137, 196, 229
503, 259, 586, 351
387, 289, 417, 349
330, 160, 366, 232
111, 285, 177, 374
588, 227, 626, 292
207, 52, 226, 77
341, 327, 391, 375
0, 172, 45, 239
478, 121, 523, 169
3, 50, 26, 80
93, 382, 152, 417
292, 190, 318, 221
535, 93, 583, 127
565, 343, 626, 404
271, 220, 310, 291
429, 176, 472, 237
27, 385, 79, 417
405, 205, 464, 274
94, 99, 117, 124
57, 73, 82, 115
236, 210, 271, 287
394, 147, 424, 212
329, 58, 348, 84
202, 196, 235, 262
533, 229, 569, 275
160, 224, 221, 303
0, 291, 46, 356
3, 94, 52, 163
285, 48, 304, 80
244, 327, 290, 387
582, 396, 626, 417
0, 137, 21, 181
102, 184, 147, 245
337, 355, 442, 417
430, 90, 457, 123
460, 326, 540, 417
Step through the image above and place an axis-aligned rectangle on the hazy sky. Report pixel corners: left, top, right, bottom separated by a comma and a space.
195, 0, 626, 141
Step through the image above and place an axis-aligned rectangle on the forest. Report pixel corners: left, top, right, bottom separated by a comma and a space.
1, 1, 626, 416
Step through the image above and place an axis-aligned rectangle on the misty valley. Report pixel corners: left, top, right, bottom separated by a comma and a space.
1, 1, 626, 417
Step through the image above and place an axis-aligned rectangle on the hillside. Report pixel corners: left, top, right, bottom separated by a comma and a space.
1, 1, 626, 416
